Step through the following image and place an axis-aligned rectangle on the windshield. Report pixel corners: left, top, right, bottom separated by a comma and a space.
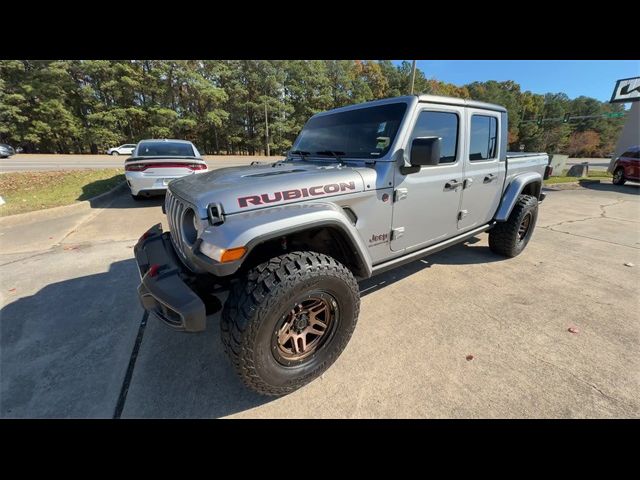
136, 142, 195, 157
291, 103, 407, 159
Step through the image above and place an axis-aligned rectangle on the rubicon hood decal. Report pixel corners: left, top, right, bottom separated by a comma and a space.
168, 161, 366, 214
238, 182, 357, 208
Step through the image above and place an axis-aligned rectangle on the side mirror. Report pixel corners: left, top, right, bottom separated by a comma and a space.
410, 136, 441, 167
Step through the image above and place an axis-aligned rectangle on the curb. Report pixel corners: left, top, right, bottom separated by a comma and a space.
0, 181, 127, 226
543, 179, 603, 190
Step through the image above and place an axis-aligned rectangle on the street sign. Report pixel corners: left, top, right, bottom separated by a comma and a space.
610, 77, 640, 103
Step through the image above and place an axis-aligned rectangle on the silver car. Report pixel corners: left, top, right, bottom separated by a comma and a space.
124, 139, 208, 199
107, 143, 136, 156
0, 144, 16, 158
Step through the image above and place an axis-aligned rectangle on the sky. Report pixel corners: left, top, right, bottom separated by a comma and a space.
394, 60, 639, 102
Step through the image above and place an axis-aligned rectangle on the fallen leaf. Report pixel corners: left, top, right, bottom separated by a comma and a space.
466, 354, 474, 361
8, 288, 16, 293
48, 236, 53, 239
568, 327, 579, 334
63, 246, 79, 251
624, 262, 634, 267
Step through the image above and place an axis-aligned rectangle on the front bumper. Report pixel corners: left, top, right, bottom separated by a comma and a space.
134, 224, 207, 332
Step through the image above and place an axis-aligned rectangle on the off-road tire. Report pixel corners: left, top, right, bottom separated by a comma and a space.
613, 167, 626, 186
221, 251, 360, 396
489, 194, 538, 258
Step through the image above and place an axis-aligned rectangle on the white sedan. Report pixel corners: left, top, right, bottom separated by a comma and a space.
107, 144, 137, 156
124, 139, 208, 199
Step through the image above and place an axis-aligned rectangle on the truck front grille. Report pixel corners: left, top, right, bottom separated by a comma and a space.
165, 189, 191, 265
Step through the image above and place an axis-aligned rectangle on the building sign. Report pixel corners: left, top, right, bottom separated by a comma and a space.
610, 76, 640, 103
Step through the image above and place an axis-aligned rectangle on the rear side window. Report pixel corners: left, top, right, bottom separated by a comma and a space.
469, 115, 498, 161
410, 111, 459, 163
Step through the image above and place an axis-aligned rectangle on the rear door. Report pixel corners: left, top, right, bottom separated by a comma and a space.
457, 110, 505, 230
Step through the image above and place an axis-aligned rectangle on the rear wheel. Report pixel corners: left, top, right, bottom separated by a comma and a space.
221, 251, 360, 396
489, 194, 538, 258
613, 167, 626, 185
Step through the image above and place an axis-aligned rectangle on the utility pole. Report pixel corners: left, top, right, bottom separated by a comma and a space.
264, 103, 270, 156
410, 60, 417, 95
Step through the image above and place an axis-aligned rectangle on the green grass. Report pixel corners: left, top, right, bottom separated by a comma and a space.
544, 169, 611, 185
0, 169, 124, 216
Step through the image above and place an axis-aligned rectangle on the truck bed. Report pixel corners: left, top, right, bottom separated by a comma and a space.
506, 152, 548, 159
504, 152, 549, 188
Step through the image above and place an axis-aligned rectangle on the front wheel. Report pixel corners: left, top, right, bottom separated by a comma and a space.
489, 194, 538, 258
221, 251, 360, 396
111, 151, 119, 156
613, 168, 626, 185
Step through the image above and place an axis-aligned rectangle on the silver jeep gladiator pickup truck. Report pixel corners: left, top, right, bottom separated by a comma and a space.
134, 95, 551, 395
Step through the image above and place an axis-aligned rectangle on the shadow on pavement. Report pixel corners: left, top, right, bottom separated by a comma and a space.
89, 189, 165, 209
1, 232, 505, 418
122, 311, 274, 418
0, 259, 142, 418
577, 180, 640, 195
358, 236, 502, 297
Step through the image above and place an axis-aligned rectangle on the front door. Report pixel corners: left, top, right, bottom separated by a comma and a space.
391, 106, 465, 252
458, 110, 505, 230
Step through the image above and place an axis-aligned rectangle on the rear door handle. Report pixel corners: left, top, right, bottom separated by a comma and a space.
484, 174, 497, 183
444, 180, 462, 191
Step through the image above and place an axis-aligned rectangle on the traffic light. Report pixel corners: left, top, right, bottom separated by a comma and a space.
563, 113, 570, 123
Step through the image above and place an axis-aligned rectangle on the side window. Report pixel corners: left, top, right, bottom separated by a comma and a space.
469, 115, 498, 161
411, 111, 459, 164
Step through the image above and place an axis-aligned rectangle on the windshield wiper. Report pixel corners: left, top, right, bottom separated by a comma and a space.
314, 150, 346, 164
289, 150, 311, 160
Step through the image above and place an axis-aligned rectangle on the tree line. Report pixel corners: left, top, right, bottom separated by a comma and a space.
0, 60, 626, 157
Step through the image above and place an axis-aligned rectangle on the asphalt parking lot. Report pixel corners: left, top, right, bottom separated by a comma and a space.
1, 180, 638, 418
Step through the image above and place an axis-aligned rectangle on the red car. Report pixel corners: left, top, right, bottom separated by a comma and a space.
612, 146, 640, 185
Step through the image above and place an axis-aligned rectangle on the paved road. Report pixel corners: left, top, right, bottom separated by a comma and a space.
1, 181, 638, 418
0, 154, 611, 172
0, 154, 282, 173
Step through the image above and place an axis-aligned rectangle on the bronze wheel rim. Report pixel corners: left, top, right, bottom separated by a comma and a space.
518, 212, 532, 241
275, 293, 337, 364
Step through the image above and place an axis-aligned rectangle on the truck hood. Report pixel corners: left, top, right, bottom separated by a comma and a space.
168, 160, 365, 215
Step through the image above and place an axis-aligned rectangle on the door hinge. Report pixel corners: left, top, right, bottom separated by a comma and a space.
458, 210, 468, 220
394, 188, 408, 202
391, 227, 405, 240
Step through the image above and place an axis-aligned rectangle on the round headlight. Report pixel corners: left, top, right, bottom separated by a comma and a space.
181, 208, 199, 244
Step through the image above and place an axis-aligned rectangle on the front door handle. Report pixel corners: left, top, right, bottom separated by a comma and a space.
444, 180, 462, 191
484, 174, 497, 183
